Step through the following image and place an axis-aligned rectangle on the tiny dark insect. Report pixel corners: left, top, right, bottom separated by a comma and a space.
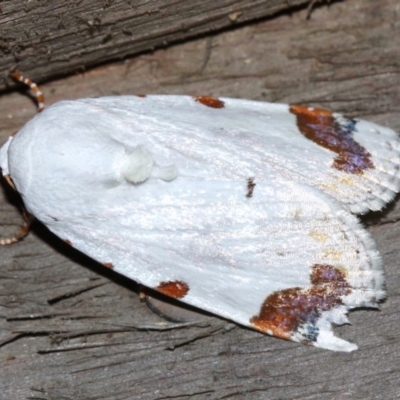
246, 178, 256, 198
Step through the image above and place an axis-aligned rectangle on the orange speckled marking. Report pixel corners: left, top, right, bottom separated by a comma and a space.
103, 262, 114, 269
195, 96, 225, 109
289, 105, 374, 174
136, 94, 146, 98
156, 280, 190, 299
250, 264, 351, 342
64, 239, 72, 246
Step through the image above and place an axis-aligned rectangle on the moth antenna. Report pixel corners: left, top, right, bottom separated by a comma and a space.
1, 73, 39, 244
10, 71, 45, 112
0, 210, 33, 246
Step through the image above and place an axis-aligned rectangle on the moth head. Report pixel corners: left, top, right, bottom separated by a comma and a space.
0, 136, 16, 190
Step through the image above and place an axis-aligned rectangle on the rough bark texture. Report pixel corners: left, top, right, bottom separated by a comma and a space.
0, 0, 312, 90
1, 0, 400, 399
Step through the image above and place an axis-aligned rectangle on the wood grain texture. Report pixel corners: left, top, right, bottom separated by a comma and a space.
0, 0, 312, 90
1, 0, 400, 399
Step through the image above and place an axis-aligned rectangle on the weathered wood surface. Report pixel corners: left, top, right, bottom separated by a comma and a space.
0, 0, 313, 91
1, 0, 400, 399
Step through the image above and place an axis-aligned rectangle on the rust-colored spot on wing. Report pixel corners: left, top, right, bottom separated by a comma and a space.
195, 96, 225, 109
136, 94, 146, 98
64, 239, 72, 246
103, 262, 114, 269
156, 280, 190, 299
289, 105, 374, 174
250, 264, 351, 341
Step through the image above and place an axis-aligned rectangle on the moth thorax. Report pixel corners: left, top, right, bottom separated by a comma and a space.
122, 145, 154, 183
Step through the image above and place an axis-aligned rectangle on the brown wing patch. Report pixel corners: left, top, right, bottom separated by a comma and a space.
156, 280, 190, 299
103, 262, 114, 269
64, 239, 72, 246
250, 264, 351, 342
194, 96, 225, 109
289, 105, 374, 174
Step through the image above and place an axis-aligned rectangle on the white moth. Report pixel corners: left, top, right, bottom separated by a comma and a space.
1, 73, 400, 352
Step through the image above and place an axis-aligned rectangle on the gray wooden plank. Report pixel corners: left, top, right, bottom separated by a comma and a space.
0, 0, 312, 91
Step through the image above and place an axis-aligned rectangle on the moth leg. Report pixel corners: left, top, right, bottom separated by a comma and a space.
306, 0, 330, 19
0, 209, 33, 245
141, 287, 211, 323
